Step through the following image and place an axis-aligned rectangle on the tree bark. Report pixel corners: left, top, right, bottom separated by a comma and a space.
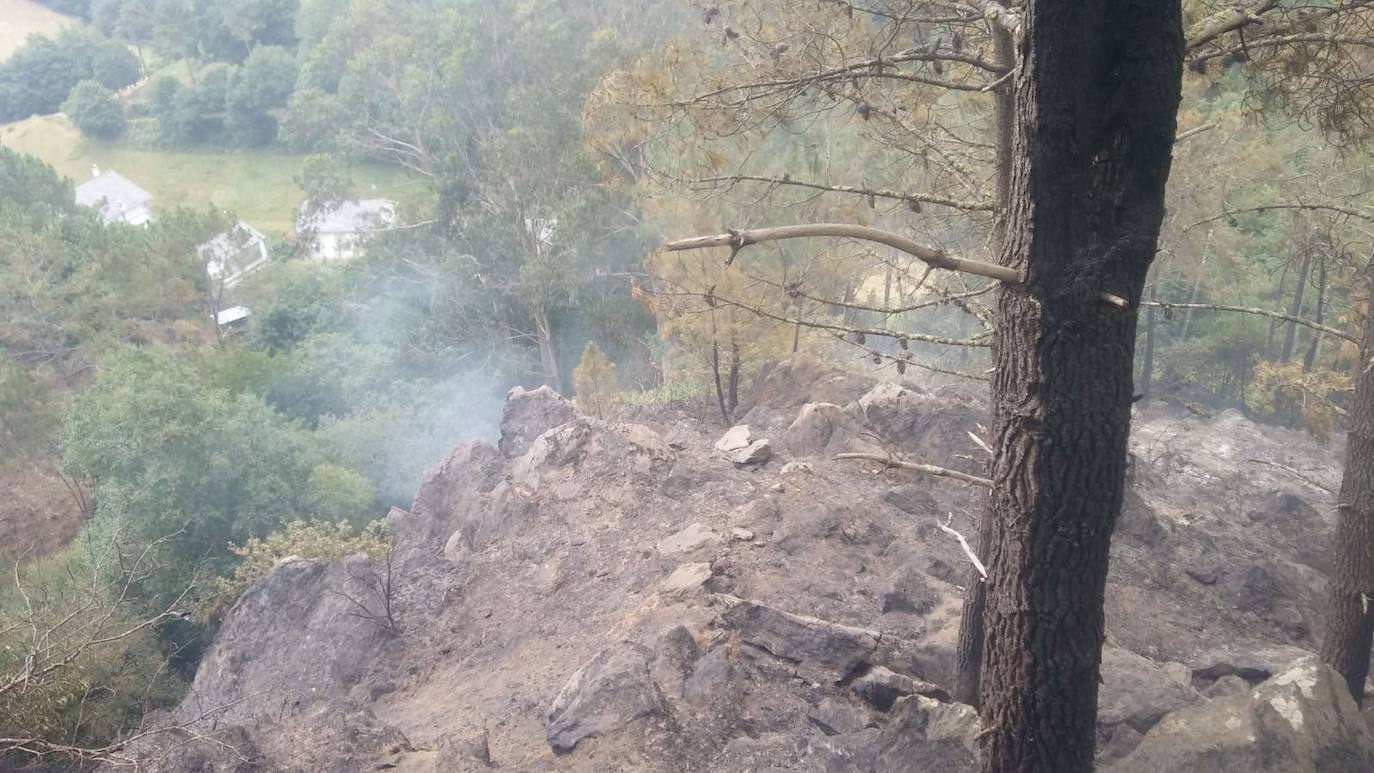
976, 3, 1183, 771
1321, 264, 1374, 704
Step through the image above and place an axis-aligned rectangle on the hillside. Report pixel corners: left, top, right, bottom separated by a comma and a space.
0, 0, 71, 60
0, 115, 413, 233
108, 354, 1374, 772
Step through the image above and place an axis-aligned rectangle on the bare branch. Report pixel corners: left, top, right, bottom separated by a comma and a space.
664, 224, 1132, 308
692, 174, 997, 212
1141, 301, 1358, 343
1188, 203, 1374, 228
665, 223, 1021, 283
937, 513, 988, 580
1186, 0, 1282, 52
835, 451, 993, 488
1174, 123, 1218, 143
961, 0, 1022, 36
1243, 458, 1337, 495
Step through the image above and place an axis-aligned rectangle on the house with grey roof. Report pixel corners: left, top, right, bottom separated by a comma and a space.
74, 166, 152, 226
214, 305, 251, 336
201, 222, 269, 290
295, 199, 396, 260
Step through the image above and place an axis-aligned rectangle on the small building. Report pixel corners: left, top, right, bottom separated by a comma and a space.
201, 222, 269, 290
295, 199, 396, 261
214, 305, 251, 336
75, 165, 153, 226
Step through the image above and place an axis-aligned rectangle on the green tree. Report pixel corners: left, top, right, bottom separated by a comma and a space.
225, 45, 296, 145
61, 347, 372, 606
0, 149, 206, 382
0, 29, 137, 121
87, 33, 141, 89
114, 0, 157, 75
242, 262, 344, 353
152, 0, 202, 63
62, 79, 126, 138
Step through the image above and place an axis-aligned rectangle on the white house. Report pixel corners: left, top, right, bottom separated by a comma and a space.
200, 222, 269, 290
295, 199, 396, 260
74, 166, 153, 226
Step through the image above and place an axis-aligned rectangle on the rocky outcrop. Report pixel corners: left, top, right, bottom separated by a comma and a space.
872, 696, 979, 772
850, 665, 950, 711
782, 402, 855, 458
545, 641, 668, 754
1109, 656, 1374, 772
713, 424, 773, 466
1094, 647, 1204, 761
499, 385, 578, 458
735, 351, 877, 418
119, 354, 1360, 772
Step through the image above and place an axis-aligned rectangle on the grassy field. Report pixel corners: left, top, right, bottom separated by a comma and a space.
0, 0, 72, 60
0, 115, 417, 234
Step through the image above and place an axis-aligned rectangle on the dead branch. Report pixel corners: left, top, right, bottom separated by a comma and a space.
835, 451, 992, 488
1, 530, 194, 701
1, 691, 264, 767
692, 174, 996, 212
1188, 202, 1374, 228
665, 224, 1019, 282
1141, 301, 1357, 343
326, 541, 400, 637
1174, 123, 1218, 143
1187, 0, 1282, 52
1243, 458, 1337, 495
937, 514, 987, 580
664, 224, 1131, 307
657, 287, 992, 348
961, 0, 1021, 35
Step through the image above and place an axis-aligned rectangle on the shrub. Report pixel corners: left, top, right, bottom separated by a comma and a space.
572, 340, 620, 418
201, 519, 389, 621
62, 79, 126, 138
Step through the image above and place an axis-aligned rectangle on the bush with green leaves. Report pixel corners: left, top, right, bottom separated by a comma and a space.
61, 347, 377, 608
62, 79, 126, 138
0, 28, 139, 122
202, 519, 388, 621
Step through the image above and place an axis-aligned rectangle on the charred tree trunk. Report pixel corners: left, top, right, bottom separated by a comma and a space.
953, 16, 1016, 709
1320, 262, 1374, 704
976, 3, 1183, 771
1303, 254, 1328, 372
1281, 252, 1312, 362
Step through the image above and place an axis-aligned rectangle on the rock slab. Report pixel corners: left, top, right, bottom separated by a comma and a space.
717, 595, 879, 681
546, 641, 667, 754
